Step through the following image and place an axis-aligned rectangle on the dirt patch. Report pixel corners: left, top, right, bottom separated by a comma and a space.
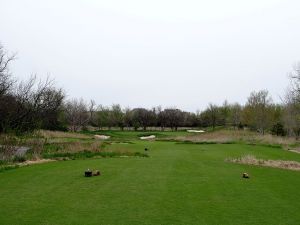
227, 155, 300, 171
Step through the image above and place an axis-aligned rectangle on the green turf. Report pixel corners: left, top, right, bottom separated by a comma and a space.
1, 141, 300, 225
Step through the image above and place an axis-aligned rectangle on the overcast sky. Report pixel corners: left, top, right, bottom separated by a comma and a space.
1, 0, 300, 112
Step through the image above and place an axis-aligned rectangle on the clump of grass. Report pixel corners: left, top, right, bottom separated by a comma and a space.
227, 154, 300, 171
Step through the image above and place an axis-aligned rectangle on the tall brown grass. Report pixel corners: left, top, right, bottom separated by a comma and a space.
39, 130, 91, 139
227, 155, 300, 171
173, 129, 298, 147
47, 141, 103, 153
0, 135, 18, 161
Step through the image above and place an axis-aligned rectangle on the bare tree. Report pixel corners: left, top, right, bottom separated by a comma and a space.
64, 98, 89, 132
157, 106, 167, 131
244, 90, 272, 134
230, 103, 242, 129
96, 105, 110, 130
220, 100, 231, 127
123, 107, 132, 130
283, 66, 300, 137
163, 108, 184, 131
0, 43, 16, 96
89, 100, 97, 126
131, 108, 154, 131
0, 74, 65, 133
39, 87, 65, 130
207, 103, 219, 130
289, 62, 300, 103
110, 104, 125, 130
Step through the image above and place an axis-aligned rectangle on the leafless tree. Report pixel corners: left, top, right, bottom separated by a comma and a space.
289, 62, 300, 103
96, 105, 110, 130
0, 43, 16, 96
64, 98, 89, 132
282, 65, 300, 137
230, 103, 242, 129
207, 103, 219, 130
1, 73, 65, 133
110, 104, 125, 130
163, 108, 184, 131
123, 107, 132, 130
89, 99, 97, 126
131, 108, 154, 131
244, 90, 272, 134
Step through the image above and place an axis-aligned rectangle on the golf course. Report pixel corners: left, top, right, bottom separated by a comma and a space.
1, 131, 300, 225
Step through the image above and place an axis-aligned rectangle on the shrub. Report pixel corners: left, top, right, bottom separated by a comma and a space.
271, 123, 286, 136
12, 155, 26, 163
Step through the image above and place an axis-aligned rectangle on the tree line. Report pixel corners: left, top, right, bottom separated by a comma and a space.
1, 43, 300, 137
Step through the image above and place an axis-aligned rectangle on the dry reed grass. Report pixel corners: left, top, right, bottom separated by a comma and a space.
39, 130, 91, 139
51, 141, 103, 153
173, 130, 298, 146
227, 155, 300, 171
0, 135, 18, 160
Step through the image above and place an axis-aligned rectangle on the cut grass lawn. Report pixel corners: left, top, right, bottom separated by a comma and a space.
1, 141, 300, 225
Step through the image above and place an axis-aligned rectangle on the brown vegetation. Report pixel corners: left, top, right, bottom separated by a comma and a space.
47, 141, 103, 153
227, 155, 300, 171
39, 130, 91, 139
173, 129, 298, 146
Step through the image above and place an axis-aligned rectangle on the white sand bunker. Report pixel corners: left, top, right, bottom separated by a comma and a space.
187, 130, 205, 133
94, 135, 110, 140
140, 135, 156, 140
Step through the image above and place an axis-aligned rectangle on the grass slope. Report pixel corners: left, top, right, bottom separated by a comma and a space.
1, 141, 300, 225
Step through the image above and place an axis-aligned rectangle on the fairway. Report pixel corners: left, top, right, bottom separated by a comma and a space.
1, 141, 300, 225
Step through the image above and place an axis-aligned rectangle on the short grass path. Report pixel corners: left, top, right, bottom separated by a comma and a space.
1, 142, 300, 225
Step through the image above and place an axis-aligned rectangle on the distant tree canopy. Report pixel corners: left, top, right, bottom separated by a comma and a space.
1, 42, 300, 137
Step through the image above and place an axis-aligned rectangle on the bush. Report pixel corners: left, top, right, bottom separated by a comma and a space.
12, 155, 26, 163
271, 123, 286, 136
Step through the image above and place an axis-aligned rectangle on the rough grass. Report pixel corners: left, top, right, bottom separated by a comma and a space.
227, 154, 300, 171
